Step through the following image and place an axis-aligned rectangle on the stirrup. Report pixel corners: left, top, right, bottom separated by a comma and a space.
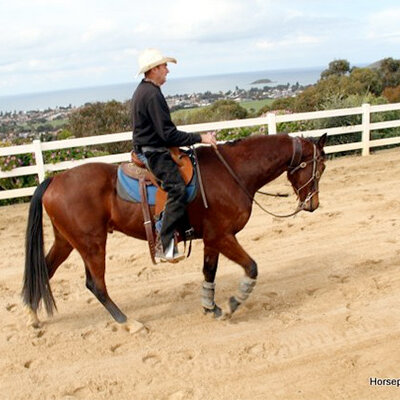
155, 238, 185, 263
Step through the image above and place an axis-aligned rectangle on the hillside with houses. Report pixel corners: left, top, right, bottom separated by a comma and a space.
0, 83, 304, 143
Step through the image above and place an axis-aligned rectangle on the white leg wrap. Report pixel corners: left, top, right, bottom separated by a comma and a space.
202, 281, 216, 310
234, 276, 257, 304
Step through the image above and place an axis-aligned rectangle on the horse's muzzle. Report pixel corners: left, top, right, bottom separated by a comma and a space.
300, 192, 319, 212
307, 198, 320, 212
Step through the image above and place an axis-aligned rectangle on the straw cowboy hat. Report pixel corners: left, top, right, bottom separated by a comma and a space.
137, 48, 177, 76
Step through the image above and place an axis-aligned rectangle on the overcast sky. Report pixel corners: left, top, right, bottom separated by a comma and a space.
1, 0, 399, 96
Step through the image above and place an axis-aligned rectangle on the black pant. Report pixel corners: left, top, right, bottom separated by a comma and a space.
144, 150, 190, 250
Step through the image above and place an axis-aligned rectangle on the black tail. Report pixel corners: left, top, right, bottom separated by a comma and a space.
22, 177, 56, 316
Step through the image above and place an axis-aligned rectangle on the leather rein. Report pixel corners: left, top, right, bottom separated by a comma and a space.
213, 137, 322, 218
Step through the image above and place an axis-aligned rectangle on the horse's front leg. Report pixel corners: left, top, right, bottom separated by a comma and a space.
218, 235, 258, 319
201, 247, 223, 319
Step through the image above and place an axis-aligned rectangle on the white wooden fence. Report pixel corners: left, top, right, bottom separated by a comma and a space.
1, 102, 400, 201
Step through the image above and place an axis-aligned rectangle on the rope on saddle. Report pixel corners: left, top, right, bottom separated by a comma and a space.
212, 146, 302, 218
139, 178, 157, 265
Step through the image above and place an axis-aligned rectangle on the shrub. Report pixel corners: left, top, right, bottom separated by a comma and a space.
382, 85, 400, 103
69, 100, 132, 154
172, 100, 248, 125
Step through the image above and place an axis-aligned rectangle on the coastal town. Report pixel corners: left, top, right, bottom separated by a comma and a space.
0, 106, 73, 142
0, 82, 306, 143
165, 81, 303, 111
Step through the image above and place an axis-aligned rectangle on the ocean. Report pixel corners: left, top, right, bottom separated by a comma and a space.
0, 66, 323, 112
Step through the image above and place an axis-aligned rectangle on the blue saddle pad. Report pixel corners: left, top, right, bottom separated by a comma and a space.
117, 166, 197, 205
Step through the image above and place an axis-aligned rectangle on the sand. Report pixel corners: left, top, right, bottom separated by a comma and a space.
1, 148, 400, 400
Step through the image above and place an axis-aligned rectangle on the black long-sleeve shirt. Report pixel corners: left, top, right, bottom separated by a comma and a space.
131, 80, 202, 150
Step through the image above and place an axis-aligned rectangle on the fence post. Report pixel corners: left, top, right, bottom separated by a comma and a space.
33, 139, 45, 183
267, 112, 277, 135
361, 103, 371, 156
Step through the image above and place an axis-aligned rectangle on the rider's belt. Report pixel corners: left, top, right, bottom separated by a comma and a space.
141, 146, 168, 153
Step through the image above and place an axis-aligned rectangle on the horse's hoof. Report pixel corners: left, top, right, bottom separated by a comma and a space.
25, 307, 42, 329
28, 320, 42, 329
228, 296, 241, 314
113, 312, 128, 324
202, 304, 223, 319
219, 310, 232, 321
123, 320, 148, 334
220, 296, 241, 320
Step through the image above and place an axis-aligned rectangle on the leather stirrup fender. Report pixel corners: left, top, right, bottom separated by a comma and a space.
169, 147, 193, 185
139, 177, 157, 265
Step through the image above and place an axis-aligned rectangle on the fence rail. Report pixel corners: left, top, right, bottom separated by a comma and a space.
1, 102, 400, 201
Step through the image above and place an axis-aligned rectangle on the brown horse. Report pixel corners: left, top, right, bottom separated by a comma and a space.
22, 133, 327, 325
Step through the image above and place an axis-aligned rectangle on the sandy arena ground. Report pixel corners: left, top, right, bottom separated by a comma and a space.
1, 148, 400, 400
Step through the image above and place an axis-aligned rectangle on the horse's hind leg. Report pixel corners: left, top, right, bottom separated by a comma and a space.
81, 247, 127, 324
216, 234, 258, 318
46, 226, 73, 278
201, 247, 223, 319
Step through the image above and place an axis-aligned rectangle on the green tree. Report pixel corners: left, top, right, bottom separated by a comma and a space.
208, 100, 248, 120
56, 129, 74, 140
69, 100, 132, 153
378, 57, 400, 88
36, 123, 54, 133
257, 97, 295, 116
283, 59, 389, 113
293, 75, 347, 112
172, 100, 248, 125
347, 67, 383, 96
320, 59, 350, 79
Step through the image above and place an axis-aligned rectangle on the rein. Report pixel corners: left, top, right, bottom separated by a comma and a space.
256, 190, 288, 198
212, 138, 320, 218
212, 145, 302, 218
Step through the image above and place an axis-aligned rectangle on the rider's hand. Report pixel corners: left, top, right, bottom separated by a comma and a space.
200, 131, 217, 147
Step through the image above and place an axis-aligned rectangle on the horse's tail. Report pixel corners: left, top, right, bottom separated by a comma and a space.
22, 177, 56, 316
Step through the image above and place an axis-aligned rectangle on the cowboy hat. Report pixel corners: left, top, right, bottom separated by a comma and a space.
137, 48, 177, 76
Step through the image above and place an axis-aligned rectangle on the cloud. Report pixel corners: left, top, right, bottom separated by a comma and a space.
256, 35, 321, 50
81, 19, 118, 43
366, 7, 400, 42
164, 0, 242, 41
127, 0, 302, 44
1, 0, 399, 95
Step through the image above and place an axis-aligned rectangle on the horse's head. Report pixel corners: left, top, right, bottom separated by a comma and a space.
287, 133, 327, 212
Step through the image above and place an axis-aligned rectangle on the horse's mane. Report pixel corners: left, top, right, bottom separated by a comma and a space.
220, 133, 290, 148
223, 138, 245, 146
220, 133, 321, 147
221, 134, 268, 147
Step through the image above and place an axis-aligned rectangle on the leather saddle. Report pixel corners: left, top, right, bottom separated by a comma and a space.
119, 147, 195, 264
121, 147, 194, 216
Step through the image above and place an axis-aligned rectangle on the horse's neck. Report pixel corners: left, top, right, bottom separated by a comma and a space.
227, 135, 293, 195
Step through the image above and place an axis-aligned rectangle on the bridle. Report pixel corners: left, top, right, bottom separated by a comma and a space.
212, 136, 324, 218
288, 136, 324, 210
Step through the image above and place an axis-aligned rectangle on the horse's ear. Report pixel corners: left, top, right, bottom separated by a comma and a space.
318, 133, 328, 148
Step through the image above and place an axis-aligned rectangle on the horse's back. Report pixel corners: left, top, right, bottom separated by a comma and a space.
42, 162, 118, 218
57, 162, 116, 185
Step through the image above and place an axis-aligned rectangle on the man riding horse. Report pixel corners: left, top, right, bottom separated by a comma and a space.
131, 48, 216, 262
22, 49, 327, 326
